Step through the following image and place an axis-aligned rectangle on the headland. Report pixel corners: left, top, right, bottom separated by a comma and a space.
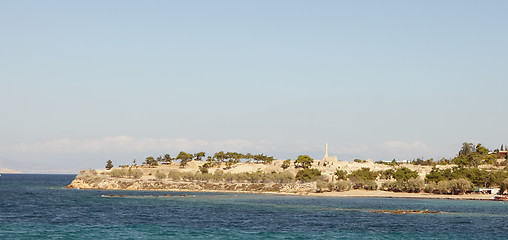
67, 145, 508, 201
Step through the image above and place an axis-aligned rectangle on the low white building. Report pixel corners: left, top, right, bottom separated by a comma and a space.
478, 188, 500, 194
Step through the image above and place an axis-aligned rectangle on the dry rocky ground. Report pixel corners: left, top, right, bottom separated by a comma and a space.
67, 159, 504, 200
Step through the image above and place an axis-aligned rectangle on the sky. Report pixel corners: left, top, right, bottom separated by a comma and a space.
1, 1, 507, 173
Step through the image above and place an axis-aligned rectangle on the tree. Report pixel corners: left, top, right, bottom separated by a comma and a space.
476, 144, 489, 155
295, 168, 321, 182
393, 167, 419, 182
105, 160, 113, 170
155, 170, 166, 180
281, 159, 291, 170
176, 151, 193, 168
213, 151, 227, 163
437, 157, 451, 165
449, 178, 473, 195
452, 155, 469, 166
252, 154, 274, 164
199, 165, 209, 174
459, 142, 475, 156
194, 152, 206, 161
425, 167, 450, 183
469, 153, 483, 167
144, 156, 158, 167
347, 168, 378, 181
225, 158, 240, 169
499, 178, 508, 195
379, 169, 394, 180
334, 169, 348, 180
295, 155, 313, 169
163, 154, 173, 164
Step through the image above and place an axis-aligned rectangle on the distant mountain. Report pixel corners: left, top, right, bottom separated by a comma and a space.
0, 167, 21, 173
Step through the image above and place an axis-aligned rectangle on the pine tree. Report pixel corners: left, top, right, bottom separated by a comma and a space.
105, 160, 113, 170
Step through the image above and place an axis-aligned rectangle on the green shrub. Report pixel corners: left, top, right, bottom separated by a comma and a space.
334, 169, 348, 180
130, 169, 143, 179
381, 181, 403, 192
251, 170, 265, 183
199, 165, 209, 174
378, 169, 394, 180
295, 168, 321, 182
213, 169, 224, 182
202, 173, 214, 181
382, 178, 424, 193
335, 180, 352, 191
281, 159, 291, 170
224, 172, 235, 183
352, 179, 377, 190
235, 172, 251, 182
155, 171, 166, 180
167, 170, 181, 181
393, 167, 419, 182
348, 168, 378, 181
276, 171, 295, 183
407, 178, 425, 193
437, 180, 451, 194
424, 181, 437, 193
316, 180, 330, 192
110, 168, 127, 178
316, 180, 335, 192
181, 172, 195, 181
435, 178, 473, 195
77, 170, 102, 182
449, 178, 473, 194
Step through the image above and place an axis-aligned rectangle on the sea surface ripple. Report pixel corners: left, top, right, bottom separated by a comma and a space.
0, 174, 507, 239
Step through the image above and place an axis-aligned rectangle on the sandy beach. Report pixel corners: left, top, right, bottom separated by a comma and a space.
307, 189, 498, 200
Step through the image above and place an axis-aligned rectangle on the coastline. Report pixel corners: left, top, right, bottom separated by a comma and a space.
67, 160, 507, 201
306, 189, 498, 201
71, 182, 499, 201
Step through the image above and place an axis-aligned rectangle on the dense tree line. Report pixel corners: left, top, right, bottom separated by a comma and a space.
425, 166, 508, 188
136, 151, 276, 169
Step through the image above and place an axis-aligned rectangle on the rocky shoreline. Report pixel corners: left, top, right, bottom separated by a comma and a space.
66, 169, 501, 201
66, 170, 316, 194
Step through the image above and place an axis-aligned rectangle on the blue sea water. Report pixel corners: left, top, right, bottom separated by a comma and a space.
0, 174, 507, 239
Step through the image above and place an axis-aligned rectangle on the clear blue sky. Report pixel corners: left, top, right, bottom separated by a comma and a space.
1, 1, 507, 173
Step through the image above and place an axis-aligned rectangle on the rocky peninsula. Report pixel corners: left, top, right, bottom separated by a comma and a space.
67, 149, 508, 201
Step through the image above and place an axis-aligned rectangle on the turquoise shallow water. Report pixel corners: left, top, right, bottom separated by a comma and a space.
1, 174, 507, 239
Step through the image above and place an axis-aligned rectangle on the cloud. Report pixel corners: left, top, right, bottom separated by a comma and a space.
3, 137, 454, 163
5, 136, 275, 154
377, 140, 453, 160
336, 145, 370, 155
382, 140, 430, 153
325, 141, 454, 161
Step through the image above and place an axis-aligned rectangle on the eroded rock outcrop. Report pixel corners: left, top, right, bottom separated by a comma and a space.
66, 169, 316, 193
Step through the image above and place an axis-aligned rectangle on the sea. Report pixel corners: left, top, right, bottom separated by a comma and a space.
0, 174, 507, 239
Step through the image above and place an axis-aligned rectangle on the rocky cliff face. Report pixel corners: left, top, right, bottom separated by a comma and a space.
66, 169, 316, 193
